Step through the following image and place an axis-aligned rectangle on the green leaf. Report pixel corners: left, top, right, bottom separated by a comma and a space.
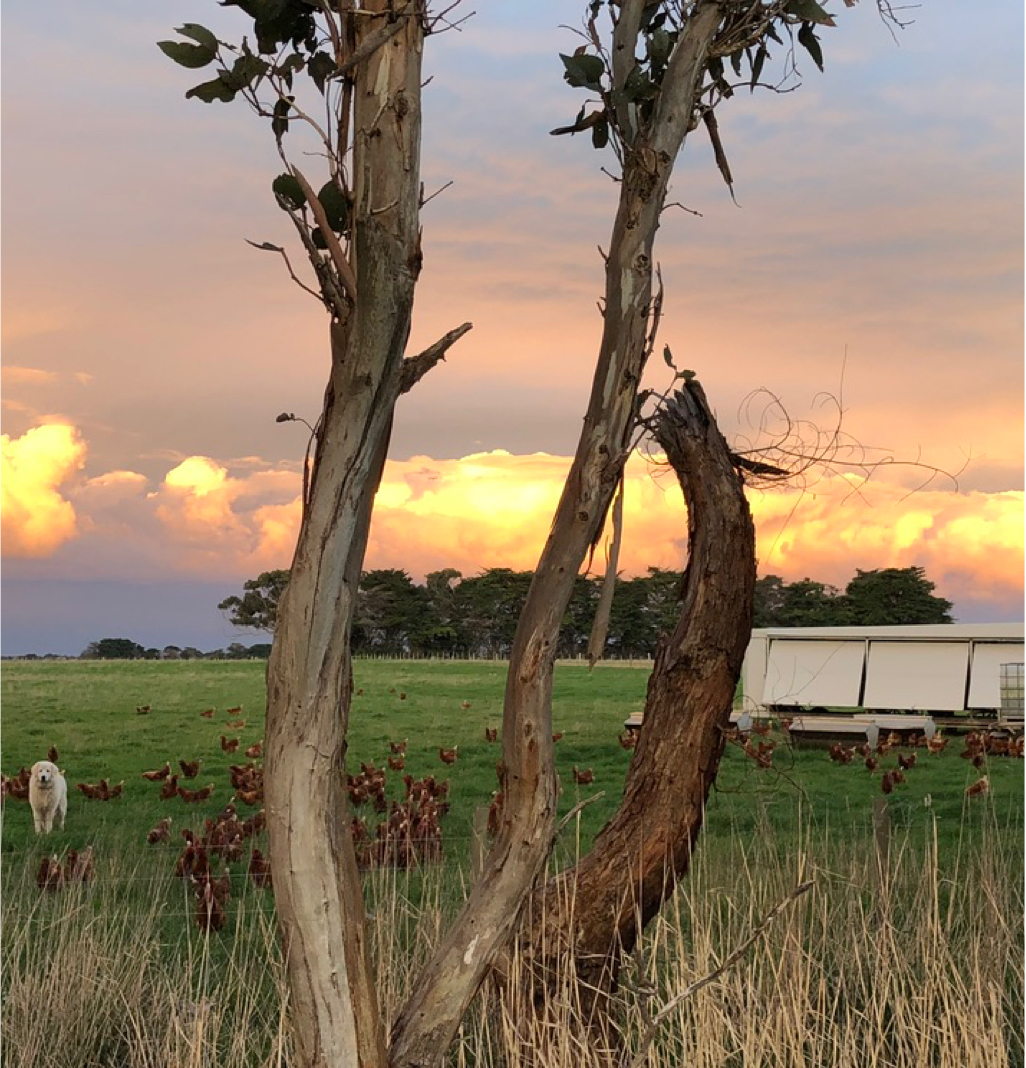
750, 44, 768, 91
560, 52, 604, 91
729, 49, 743, 78
185, 75, 238, 103
272, 96, 292, 139
311, 227, 328, 250
228, 54, 268, 89
591, 116, 609, 150
272, 173, 306, 210
797, 22, 824, 72
175, 23, 218, 51
646, 27, 672, 66
681, 369, 697, 382
785, 0, 836, 27
158, 40, 217, 70
624, 65, 657, 102
663, 345, 674, 368
308, 52, 336, 93
317, 181, 349, 232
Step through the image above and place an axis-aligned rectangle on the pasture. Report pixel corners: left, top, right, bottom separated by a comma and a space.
2, 658, 1023, 1067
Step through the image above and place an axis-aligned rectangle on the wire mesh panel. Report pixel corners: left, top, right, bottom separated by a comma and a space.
999, 662, 1025, 719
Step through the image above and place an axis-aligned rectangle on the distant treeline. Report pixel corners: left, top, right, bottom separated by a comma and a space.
10, 565, 949, 663
213, 564, 953, 662
75, 638, 273, 662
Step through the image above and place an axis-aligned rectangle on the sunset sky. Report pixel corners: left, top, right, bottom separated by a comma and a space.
2, 1, 1023, 655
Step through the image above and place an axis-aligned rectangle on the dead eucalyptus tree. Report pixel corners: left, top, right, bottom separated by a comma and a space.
508, 0, 911, 1022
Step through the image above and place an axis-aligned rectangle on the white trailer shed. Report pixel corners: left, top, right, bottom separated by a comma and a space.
742, 623, 1025, 720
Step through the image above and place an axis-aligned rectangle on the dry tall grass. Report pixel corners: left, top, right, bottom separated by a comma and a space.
3, 812, 1021, 1068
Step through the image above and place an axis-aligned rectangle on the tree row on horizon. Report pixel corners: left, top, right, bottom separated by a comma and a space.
215, 564, 953, 661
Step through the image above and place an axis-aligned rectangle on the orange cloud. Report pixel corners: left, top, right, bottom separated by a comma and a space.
125, 449, 1022, 621
1, 366, 58, 387
1, 423, 86, 557
152, 456, 302, 571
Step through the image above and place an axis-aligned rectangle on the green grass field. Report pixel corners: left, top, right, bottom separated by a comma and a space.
2, 658, 1021, 866
2, 659, 1022, 1068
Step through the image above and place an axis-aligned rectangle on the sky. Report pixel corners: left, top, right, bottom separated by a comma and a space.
1, 1, 1023, 656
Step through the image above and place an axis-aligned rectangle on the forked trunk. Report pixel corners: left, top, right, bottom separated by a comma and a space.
389, 11, 725, 1066
520, 381, 756, 1012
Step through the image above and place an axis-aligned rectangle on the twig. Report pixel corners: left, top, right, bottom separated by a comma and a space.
245, 240, 324, 304
558, 791, 605, 833
399, 322, 473, 394
420, 179, 454, 208
623, 880, 814, 1068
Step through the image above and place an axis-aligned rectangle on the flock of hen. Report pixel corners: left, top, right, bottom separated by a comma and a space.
12, 689, 1017, 933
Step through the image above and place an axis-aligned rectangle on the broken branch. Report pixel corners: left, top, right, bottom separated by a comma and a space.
400, 322, 473, 394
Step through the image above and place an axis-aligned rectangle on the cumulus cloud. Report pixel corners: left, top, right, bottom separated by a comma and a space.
20, 444, 1017, 624
1, 423, 86, 557
151, 455, 302, 572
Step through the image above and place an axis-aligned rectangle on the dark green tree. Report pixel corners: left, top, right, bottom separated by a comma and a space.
217, 569, 290, 632
354, 569, 433, 655
776, 578, 845, 626
454, 569, 534, 658
81, 638, 146, 660
557, 574, 600, 658
753, 574, 788, 626
421, 569, 465, 654
842, 566, 953, 624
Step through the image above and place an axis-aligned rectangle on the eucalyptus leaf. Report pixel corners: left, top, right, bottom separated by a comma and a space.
272, 97, 292, 139
797, 22, 824, 72
185, 75, 238, 103
624, 66, 657, 102
308, 52, 336, 93
560, 52, 604, 91
317, 181, 349, 232
272, 173, 306, 210
647, 28, 672, 66
785, 0, 836, 27
229, 54, 268, 89
750, 44, 768, 91
175, 23, 218, 51
591, 116, 609, 150
158, 40, 217, 70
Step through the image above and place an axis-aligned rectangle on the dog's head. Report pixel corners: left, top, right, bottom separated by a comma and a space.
31, 760, 59, 788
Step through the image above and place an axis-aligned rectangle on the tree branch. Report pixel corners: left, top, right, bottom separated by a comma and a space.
291, 167, 359, 304
329, 8, 411, 81
399, 322, 473, 394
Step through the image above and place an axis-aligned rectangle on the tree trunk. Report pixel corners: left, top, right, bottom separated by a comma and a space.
520, 381, 756, 1010
264, 12, 425, 1068
388, 10, 724, 1066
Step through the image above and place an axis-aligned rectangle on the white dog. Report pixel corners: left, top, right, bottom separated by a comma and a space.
29, 760, 67, 834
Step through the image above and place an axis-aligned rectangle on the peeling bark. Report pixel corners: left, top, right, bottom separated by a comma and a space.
264, 10, 426, 1068
520, 381, 756, 1009
389, 8, 725, 1067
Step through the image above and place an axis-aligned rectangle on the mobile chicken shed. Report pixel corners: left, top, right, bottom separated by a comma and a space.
742, 623, 1025, 722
